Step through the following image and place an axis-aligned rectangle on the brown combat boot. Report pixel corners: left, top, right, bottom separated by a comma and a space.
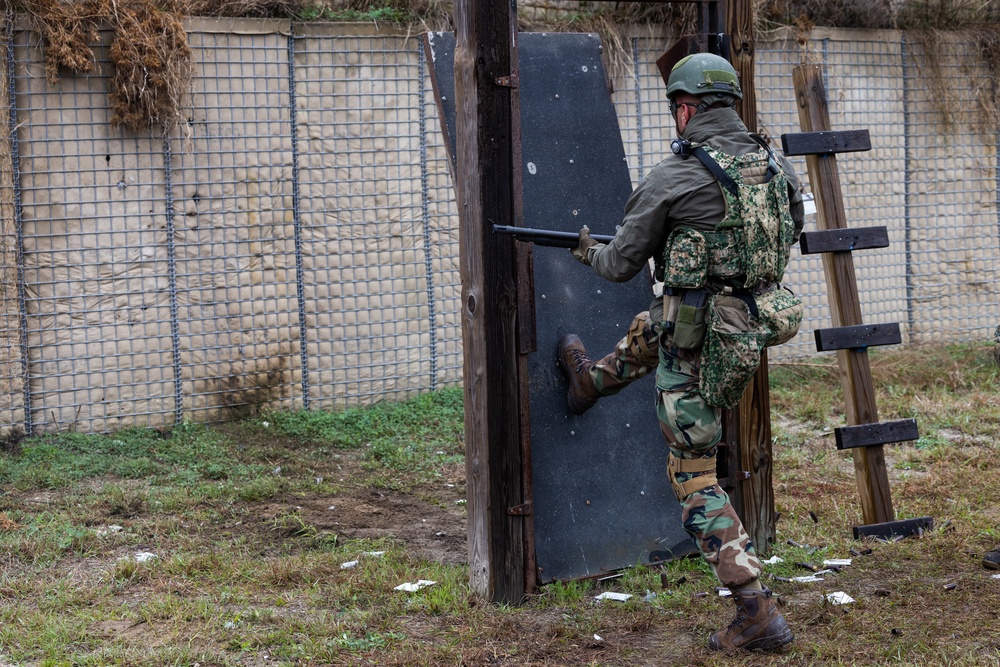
556, 334, 600, 415
709, 588, 794, 652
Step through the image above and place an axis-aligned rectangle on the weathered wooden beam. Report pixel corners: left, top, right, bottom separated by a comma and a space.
723, 0, 776, 556
792, 65, 894, 525
454, 0, 526, 604
854, 516, 933, 541
799, 226, 889, 255
814, 323, 902, 351
780, 129, 871, 156
835, 419, 919, 450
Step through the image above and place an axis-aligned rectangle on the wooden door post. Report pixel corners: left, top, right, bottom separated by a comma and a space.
725, 0, 777, 554
791, 65, 894, 524
454, 0, 527, 603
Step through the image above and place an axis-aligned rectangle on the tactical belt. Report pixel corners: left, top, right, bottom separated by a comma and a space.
667, 452, 718, 500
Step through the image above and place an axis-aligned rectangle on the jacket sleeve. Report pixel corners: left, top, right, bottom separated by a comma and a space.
587, 174, 671, 282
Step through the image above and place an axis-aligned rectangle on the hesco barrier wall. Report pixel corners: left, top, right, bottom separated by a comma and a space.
0, 18, 996, 435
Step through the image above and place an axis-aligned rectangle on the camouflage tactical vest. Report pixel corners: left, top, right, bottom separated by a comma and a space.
661, 139, 795, 291
702, 141, 795, 288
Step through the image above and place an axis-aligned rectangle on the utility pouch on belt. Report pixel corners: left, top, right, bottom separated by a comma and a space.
672, 288, 710, 350
755, 284, 804, 347
699, 293, 771, 408
662, 227, 708, 289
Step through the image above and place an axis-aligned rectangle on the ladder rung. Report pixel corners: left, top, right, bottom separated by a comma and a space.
853, 516, 933, 541
799, 226, 889, 255
835, 419, 919, 450
781, 129, 871, 156
814, 323, 901, 351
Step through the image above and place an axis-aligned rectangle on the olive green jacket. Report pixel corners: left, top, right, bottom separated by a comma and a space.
587, 107, 805, 322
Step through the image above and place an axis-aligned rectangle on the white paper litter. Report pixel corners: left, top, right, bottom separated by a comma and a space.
394, 580, 437, 592
792, 575, 825, 583
594, 592, 632, 602
593, 634, 603, 642
717, 588, 732, 597
134, 551, 156, 563
366, 551, 386, 557
992, 574, 1000, 580
762, 556, 784, 565
823, 559, 853, 567
340, 560, 359, 569
827, 591, 855, 605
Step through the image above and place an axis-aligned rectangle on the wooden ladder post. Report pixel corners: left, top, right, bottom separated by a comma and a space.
787, 65, 932, 539
454, 0, 527, 603
791, 65, 895, 526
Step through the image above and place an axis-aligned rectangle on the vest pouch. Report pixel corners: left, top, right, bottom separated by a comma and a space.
756, 285, 803, 347
700, 294, 770, 409
672, 289, 709, 351
662, 227, 708, 289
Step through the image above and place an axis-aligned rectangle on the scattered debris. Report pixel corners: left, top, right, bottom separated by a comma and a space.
593, 634, 604, 642
660, 573, 670, 589
823, 559, 852, 567
810, 511, 819, 523
769, 574, 792, 583
96, 525, 123, 537
787, 539, 804, 548
992, 574, 1000, 580
693, 592, 709, 599
796, 562, 819, 572
643, 590, 657, 602
792, 575, 825, 583
394, 580, 436, 592
849, 547, 873, 557
944, 583, 957, 591
597, 573, 624, 583
715, 587, 732, 597
594, 592, 632, 602
455, 500, 467, 505
340, 560, 358, 570
874, 588, 891, 597
826, 591, 854, 605
134, 551, 156, 563
891, 628, 903, 636
366, 551, 385, 557
762, 555, 784, 565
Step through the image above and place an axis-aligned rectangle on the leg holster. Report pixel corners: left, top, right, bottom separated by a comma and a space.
667, 452, 718, 501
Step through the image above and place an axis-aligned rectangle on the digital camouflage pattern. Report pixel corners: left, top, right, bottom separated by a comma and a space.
655, 334, 763, 588
662, 227, 709, 289
704, 144, 796, 288
756, 284, 804, 347
700, 294, 771, 409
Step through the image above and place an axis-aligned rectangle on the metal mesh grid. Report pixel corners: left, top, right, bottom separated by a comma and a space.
1, 23, 997, 435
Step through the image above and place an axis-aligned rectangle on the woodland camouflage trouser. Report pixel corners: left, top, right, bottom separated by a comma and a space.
588, 311, 763, 589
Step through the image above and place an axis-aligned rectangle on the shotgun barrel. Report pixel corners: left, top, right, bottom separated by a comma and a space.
492, 224, 614, 249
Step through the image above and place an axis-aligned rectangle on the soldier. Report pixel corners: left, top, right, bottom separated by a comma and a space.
560, 53, 805, 651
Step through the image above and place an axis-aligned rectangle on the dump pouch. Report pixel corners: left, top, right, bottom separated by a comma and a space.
662, 227, 708, 289
699, 294, 770, 408
673, 288, 710, 350
755, 285, 803, 347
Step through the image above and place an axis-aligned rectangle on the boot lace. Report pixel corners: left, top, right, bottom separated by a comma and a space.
567, 347, 591, 375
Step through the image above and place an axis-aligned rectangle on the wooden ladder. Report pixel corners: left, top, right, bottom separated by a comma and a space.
782, 65, 932, 540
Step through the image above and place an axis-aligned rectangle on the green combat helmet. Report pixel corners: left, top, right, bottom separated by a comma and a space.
666, 53, 743, 100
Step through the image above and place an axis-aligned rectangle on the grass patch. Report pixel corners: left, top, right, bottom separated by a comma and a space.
0, 369, 998, 665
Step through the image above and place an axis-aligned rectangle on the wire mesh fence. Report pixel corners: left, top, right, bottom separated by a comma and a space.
0, 20, 996, 436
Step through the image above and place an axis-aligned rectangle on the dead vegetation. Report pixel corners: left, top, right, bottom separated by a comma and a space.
7, 0, 1000, 132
